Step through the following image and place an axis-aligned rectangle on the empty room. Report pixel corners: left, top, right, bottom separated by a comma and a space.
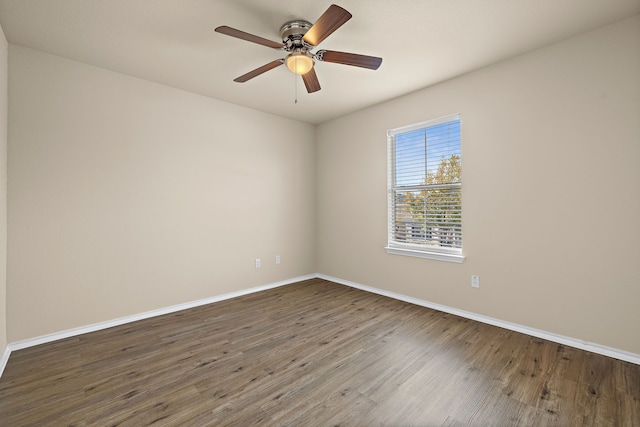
0, 0, 639, 425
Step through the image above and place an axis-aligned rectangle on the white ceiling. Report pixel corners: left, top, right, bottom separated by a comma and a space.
1, 0, 639, 124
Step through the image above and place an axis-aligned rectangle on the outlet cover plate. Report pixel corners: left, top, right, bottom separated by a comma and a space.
471, 275, 480, 288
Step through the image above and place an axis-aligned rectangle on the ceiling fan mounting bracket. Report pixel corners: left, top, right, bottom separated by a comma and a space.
280, 20, 313, 52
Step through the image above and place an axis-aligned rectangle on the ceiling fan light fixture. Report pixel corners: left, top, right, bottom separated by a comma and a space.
216, 5, 382, 93
286, 51, 314, 75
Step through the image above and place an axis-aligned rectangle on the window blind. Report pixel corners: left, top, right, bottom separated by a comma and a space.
388, 114, 462, 255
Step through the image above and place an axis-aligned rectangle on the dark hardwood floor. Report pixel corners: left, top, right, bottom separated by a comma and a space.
0, 278, 638, 426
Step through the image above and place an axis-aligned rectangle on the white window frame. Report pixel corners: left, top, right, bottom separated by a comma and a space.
385, 114, 465, 263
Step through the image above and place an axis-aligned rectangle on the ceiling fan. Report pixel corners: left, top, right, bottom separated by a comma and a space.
215, 4, 382, 93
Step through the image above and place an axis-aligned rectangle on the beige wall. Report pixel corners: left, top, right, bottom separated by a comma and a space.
317, 16, 640, 354
0, 24, 7, 351
7, 45, 316, 341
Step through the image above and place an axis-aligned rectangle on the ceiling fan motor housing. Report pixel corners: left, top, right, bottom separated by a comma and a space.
280, 20, 312, 51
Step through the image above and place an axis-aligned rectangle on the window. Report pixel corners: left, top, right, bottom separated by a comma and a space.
386, 114, 464, 263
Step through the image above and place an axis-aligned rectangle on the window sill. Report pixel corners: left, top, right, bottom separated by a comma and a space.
384, 246, 465, 263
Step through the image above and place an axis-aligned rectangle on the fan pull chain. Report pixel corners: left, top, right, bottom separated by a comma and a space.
294, 72, 298, 104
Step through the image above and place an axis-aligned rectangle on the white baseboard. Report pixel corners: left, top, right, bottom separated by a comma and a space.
1, 271, 638, 380
317, 274, 640, 365
0, 274, 315, 378
0, 345, 10, 377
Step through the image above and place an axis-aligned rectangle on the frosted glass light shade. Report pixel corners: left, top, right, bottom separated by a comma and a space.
286, 53, 314, 75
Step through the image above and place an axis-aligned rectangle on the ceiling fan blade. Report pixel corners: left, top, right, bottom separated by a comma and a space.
317, 50, 382, 70
302, 68, 321, 93
215, 26, 282, 49
234, 60, 284, 83
302, 4, 352, 46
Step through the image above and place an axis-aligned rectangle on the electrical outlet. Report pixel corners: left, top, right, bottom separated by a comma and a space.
255, 259, 261, 268
471, 275, 480, 288
275, 255, 280, 264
